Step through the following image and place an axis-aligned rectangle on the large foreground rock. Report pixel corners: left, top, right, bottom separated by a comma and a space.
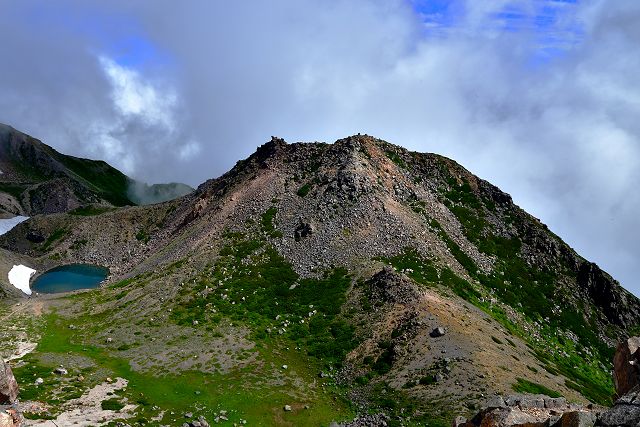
0, 361, 18, 404
613, 336, 640, 397
595, 335, 640, 426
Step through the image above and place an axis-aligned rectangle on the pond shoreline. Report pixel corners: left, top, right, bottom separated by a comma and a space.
30, 264, 109, 294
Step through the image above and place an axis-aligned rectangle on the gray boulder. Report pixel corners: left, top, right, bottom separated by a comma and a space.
294, 220, 314, 241
430, 327, 446, 338
596, 389, 640, 426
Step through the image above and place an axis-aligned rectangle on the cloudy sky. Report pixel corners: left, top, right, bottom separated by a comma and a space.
1, 0, 639, 295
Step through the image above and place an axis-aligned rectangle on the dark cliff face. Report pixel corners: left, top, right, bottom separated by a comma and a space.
578, 262, 640, 328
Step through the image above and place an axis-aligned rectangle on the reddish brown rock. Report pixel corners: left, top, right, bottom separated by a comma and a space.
613, 336, 640, 397
0, 360, 18, 404
0, 409, 22, 427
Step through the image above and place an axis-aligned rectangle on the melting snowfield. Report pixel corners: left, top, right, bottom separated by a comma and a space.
8, 265, 36, 295
0, 216, 28, 235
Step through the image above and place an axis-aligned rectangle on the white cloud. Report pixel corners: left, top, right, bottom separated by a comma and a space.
99, 56, 177, 130
178, 140, 201, 161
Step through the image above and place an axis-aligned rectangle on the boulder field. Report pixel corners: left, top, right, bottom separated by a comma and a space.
455, 336, 640, 427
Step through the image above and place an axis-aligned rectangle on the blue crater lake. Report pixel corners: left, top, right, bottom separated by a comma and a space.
31, 264, 109, 294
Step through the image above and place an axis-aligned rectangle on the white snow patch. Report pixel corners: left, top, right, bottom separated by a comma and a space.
0, 216, 29, 236
8, 265, 36, 295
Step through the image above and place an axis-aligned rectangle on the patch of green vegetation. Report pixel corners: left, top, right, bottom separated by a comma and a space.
445, 182, 482, 210
261, 207, 283, 238
296, 184, 312, 197
372, 341, 394, 375
42, 227, 68, 251
419, 375, 436, 386
384, 150, 407, 169
70, 239, 88, 250
23, 412, 55, 420
368, 382, 450, 427
55, 154, 133, 206
101, 398, 125, 411
429, 218, 479, 277
0, 182, 27, 199
16, 311, 354, 425
382, 249, 480, 302
172, 234, 356, 367
135, 229, 150, 243
69, 205, 114, 216
512, 378, 562, 398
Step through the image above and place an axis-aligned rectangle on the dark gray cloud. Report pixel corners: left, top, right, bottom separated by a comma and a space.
1, 1, 639, 295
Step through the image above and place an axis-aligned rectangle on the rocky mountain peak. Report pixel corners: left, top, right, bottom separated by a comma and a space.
2, 132, 640, 425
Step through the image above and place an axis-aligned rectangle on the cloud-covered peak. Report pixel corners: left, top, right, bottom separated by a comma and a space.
1, 0, 639, 295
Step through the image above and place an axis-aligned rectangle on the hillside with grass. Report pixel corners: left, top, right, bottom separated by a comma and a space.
1, 134, 639, 426
0, 124, 193, 216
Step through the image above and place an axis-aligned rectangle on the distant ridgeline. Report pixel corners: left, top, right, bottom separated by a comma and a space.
0, 123, 193, 217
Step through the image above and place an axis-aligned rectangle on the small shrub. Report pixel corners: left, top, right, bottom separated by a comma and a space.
512, 378, 562, 398
297, 184, 311, 197
101, 398, 125, 411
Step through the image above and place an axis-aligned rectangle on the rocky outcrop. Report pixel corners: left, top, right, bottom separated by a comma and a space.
454, 395, 599, 427
459, 337, 640, 427
597, 389, 640, 426
595, 335, 640, 426
612, 336, 640, 397
332, 413, 390, 426
294, 219, 313, 241
0, 360, 18, 405
577, 262, 640, 328
367, 267, 422, 305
